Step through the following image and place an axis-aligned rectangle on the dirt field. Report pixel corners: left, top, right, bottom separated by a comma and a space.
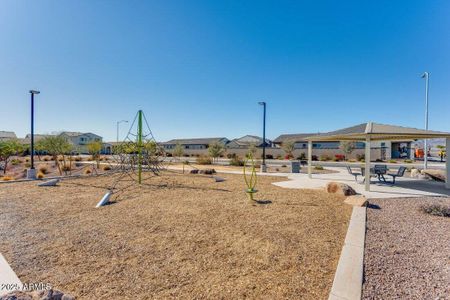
0, 171, 351, 299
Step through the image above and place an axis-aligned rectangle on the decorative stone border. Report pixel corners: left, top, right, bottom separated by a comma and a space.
0, 253, 22, 296
329, 206, 366, 300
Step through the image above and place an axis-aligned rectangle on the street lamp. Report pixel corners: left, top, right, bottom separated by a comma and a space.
258, 101, 267, 172
421, 72, 430, 170
116, 120, 128, 142
28, 90, 40, 179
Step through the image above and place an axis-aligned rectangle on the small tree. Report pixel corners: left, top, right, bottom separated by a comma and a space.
208, 141, 224, 163
40, 136, 72, 175
281, 140, 295, 159
87, 141, 102, 168
173, 143, 184, 159
339, 141, 356, 159
0, 140, 23, 174
436, 145, 446, 162
246, 143, 257, 159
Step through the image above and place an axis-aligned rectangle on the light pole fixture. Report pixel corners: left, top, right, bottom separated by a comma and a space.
258, 101, 267, 172
28, 90, 40, 179
116, 120, 128, 142
421, 72, 429, 170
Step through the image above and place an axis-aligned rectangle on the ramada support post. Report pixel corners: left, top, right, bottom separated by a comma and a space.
365, 137, 371, 191
446, 137, 450, 189
308, 141, 312, 179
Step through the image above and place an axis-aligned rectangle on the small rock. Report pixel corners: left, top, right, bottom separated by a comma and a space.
326, 182, 357, 196
410, 169, 420, 178
344, 195, 368, 207
189, 169, 199, 174
61, 294, 75, 300
213, 176, 225, 182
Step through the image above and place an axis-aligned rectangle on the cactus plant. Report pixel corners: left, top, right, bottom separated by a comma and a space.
243, 153, 257, 201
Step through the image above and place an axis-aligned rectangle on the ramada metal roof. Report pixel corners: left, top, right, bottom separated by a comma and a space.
305, 122, 450, 141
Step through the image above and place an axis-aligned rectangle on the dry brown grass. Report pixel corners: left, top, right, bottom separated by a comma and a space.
0, 172, 351, 299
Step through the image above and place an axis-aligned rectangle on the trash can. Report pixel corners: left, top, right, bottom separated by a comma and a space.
291, 161, 300, 173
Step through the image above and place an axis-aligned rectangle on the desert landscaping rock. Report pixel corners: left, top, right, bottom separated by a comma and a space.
362, 197, 450, 299
344, 195, 368, 207
326, 182, 357, 197
0, 289, 74, 300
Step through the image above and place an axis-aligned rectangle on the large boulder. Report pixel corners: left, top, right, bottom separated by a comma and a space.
410, 168, 420, 178
344, 195, 368, 207
326, 182, 357, 196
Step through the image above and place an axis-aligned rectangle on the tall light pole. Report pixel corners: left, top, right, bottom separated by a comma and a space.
28, 90, 40, 179
258, 101, 267, 172
116, 120, 128, 142
421, 72, 429, 169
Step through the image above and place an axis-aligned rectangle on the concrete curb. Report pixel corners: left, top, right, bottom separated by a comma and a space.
0, 253, 22, 296
329, 206, 366, 300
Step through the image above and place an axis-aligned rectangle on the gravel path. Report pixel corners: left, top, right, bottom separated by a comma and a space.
363, 197, 450, 299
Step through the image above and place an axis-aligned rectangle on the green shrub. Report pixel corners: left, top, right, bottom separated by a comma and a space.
196, 156, 212, 165
355, 154, 365, 161
229, 156, 244, 166
404, 159, 413, 163
24, 162, 31, 168
388, 159, 397, 163
319, 154, 331, 161
11, 159, 21, 165
314, 165, 324, 170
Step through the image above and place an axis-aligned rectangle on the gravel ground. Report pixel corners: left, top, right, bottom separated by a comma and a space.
363, 197, 450, 299
0, 171, 351, 299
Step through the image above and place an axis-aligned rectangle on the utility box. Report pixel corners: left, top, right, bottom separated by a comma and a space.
291, 161, 300, 173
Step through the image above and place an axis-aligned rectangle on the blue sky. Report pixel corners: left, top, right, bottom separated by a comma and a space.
1, 1, 449, 142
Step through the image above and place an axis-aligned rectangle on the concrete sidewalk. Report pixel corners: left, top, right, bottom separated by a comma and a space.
272, 167, 450, 199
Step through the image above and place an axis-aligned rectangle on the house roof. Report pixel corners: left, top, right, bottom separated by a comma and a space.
60, 131, 101, 138
228, 135, 272, 146
0, 131, 17, 139
163, 137, 228, 145
305, 122, 450, 141
273, 133, 317, 143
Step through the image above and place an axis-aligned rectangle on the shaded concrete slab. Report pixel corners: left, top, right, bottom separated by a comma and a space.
272, 167, 450, 199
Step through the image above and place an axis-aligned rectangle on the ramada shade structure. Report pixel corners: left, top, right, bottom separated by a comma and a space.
304, 122, 450, 191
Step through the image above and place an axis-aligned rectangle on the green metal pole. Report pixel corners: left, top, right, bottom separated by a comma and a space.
137, 110, 143, 184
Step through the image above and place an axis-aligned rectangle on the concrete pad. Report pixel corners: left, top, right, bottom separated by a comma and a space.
272, 167, 450, 199
328, 207, 366, 300
0, 253, 22, 296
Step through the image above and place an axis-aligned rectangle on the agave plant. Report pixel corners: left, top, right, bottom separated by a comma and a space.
243, 153, 257, 201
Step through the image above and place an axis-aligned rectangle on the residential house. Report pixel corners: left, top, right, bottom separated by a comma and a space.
0, 131, 17, 141
59, 131, 103, 154
162, 137, 229, 156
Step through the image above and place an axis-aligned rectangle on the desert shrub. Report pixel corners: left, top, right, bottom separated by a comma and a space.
166, 153, 172, 157
11, 159, 21, 165
312, 155, 318, 161
319, 154, 331, 161
38, 165, 48, 174
62, 164, 72, 172
227, 153, 237, 159
196, 156, 212, 165
43, 157, 49, 161
388, 159, 397, 163
276, 155, 283, 160
297, 153, 306, 160
348, 159, 357, 162
229, 156, 244, 166
36, 172, 45, 179
314, 165, 324, 170
404, 159, 413, 163
375, 159, 383, 162
25, 158, 30, 162
281, 164, 287, 168
265, 154, 274, 159
84, 169, 92, 175
103, 165, 111, 171
420, 204, 450, 218
355, 154, 365, 161
24, 162, 31, 168
1, 176, 15, 181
